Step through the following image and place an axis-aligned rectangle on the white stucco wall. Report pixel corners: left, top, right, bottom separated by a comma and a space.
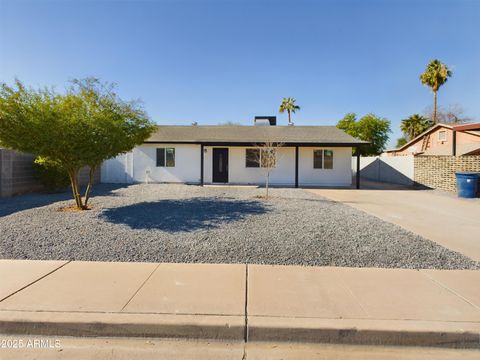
101, 144, 201, 184
203, 146, 295, 185
102, 144, 353, 187
132, 144, 201, 183
101, 152, 134, 184
298, 147, 352, 186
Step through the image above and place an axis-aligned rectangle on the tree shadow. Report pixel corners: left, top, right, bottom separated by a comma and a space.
0, 184, 130, 217
101, 197, 270, 233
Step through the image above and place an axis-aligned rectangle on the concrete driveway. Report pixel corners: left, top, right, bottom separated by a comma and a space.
307, 188, 480, 261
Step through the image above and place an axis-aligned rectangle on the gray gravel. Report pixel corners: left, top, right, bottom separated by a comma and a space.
0, 184, 478, 269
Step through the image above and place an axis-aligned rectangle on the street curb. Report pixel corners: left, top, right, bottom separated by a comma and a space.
0, 311, 245, 341
248, 316, 480, 348
1, 311, 479, 348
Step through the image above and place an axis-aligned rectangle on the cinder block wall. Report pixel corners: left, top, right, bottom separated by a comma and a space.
0, 149, 100, 197
78, 166, 101, 186
414, 155, 480, 192
0, 149, 43, 197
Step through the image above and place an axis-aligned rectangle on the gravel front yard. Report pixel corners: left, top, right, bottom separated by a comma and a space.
0, 184, 478, 269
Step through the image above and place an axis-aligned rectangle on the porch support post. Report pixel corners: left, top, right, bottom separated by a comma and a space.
356, 147, 360, 189
452, 130, 457, 156
200, 144, 204, 186
295, 146, 299, 188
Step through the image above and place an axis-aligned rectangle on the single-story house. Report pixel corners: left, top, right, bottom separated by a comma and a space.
101, 118, 367, 188
385, 123, 480, 156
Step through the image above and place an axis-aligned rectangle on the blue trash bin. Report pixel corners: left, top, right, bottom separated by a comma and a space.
455, 172, 479, 198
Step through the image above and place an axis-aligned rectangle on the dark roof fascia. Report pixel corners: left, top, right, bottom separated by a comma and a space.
144, 141, 367, 147
452, 123, 480, 131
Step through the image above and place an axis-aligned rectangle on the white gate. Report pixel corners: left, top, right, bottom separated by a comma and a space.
101, 152, 134, 184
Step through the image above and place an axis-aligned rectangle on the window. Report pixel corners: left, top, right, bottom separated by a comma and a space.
313, 149, 333, 169
261, 149, 276, 168
324, 150, 333, 169
245, 148, 277, 168
438, 130, 447, 142
246, 149, 260, 168
156, 148, 165, 167
313, 150, 323, 169
156, 148, 175, 167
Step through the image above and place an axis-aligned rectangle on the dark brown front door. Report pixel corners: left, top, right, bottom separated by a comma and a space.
212, 148, 229, 183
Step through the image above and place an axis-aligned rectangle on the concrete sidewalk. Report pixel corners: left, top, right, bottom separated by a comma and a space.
307, 188, 480, 261
0, 260, 479, 348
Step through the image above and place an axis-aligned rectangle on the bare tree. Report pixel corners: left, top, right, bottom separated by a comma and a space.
423, 104, 472, 124
252, 140, 284, 200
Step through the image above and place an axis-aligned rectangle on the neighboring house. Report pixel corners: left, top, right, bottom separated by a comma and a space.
385, 123, 480, 157
101, 118, 367, 188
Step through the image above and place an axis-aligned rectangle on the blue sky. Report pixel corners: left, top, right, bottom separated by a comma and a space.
1, 0, 479, 147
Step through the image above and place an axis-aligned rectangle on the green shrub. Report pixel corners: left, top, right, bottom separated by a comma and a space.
33, 157, 70, 192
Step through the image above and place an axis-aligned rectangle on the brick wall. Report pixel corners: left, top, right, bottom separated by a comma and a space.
414, 155, 480, 192
0, 149, 100, 197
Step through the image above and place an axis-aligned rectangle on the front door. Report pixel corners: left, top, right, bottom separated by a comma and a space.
212, 148, 229, 183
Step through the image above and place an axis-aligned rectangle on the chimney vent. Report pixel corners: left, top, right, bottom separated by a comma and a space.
254, 116, 276, 126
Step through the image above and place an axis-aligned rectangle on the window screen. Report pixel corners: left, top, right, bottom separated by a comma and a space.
324, 150, 333, 169
438, 131, 447, 141
246, 149, 260, 168
165, 148, 175, 167
156, 148, 165, 167
313, 150, 323, 169
313, 149, 333, 169
156, 148, 175, 167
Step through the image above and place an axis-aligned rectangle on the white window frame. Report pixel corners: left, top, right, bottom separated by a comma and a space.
156, 147, 175, 167
313, 149, 334, 170
438, 130, 447, 142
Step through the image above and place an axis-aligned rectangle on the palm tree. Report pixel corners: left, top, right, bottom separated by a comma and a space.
279, 97, 300, 125
400, 114, 432, 140
396, 137, 408, 148
420, 60, 452, 123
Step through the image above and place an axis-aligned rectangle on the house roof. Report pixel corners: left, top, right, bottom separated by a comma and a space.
452, 123, 480, 132
145, 125, 367, 146
385, 123, 452, 153
385, 122, 480, 154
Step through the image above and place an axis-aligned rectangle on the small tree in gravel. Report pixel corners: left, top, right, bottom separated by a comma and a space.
0, 78, 156, 209
253, 140, 284, 200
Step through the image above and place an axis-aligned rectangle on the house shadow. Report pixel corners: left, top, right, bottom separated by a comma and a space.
354, 159, 431, 191
101, 197, 269, 233
0, 184, 130, 217
360, 159, 413, 186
